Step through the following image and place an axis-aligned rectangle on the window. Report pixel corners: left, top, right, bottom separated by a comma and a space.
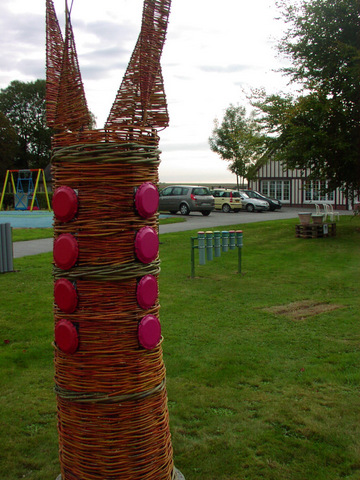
304, 181, 334, 202
161, 187, 173, 196
172, 187, 183, 195
245, 191, 257, 199
261, 181, 290, 201
211, 190, 222, 197
192, 187, 210, 195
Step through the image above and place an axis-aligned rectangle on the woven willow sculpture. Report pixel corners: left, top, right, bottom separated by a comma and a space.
46, 1, 183, 479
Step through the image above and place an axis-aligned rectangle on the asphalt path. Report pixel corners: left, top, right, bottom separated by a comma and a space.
159, 207, 313, 233
12, 207, 346, 258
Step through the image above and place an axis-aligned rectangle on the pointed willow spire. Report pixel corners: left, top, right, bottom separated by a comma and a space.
54, 1, 92, 131
139, 0, 170, 113
106, 0, 171, 130
46, 0, 92, 132
46, 0, 64, 128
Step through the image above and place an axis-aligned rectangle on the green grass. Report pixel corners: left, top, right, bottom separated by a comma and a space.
1, 217, 359, 479
11, 216, 185, 242
12, 228, 53, 242
159, 216, 186, 226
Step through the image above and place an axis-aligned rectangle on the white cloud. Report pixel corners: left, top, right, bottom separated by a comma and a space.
0, 0, 294, 183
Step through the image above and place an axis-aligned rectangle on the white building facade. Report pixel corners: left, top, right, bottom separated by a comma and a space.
248, 160, 357, 210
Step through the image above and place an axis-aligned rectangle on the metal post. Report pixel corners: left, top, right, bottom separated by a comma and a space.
206, 231, 213, 261
198, 231, 206, 265
190, 237, 196, 278
0, 225, 4, 273
0, 223, 13, 273
0, 170, 10, 211
30, 170, 41, 211
222, 231, 229, 252
10, 172, 17, 211
236, 230, 243, 274
42, 169, 52, 211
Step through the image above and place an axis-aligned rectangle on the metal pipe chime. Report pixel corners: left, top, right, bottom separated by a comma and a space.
206, 231, 214, 261
191, 230, 244, 278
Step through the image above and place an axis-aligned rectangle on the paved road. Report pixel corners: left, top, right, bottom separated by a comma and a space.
13, 237, 55, 258
159, 207, 314, 233
12, 207, 348, 258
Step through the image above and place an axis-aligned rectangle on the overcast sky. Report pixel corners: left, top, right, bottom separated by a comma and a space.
0, 0, 295, 184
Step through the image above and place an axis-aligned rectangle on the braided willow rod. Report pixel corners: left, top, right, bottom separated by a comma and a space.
53, 258, 161, 281
54, 378, 166, 403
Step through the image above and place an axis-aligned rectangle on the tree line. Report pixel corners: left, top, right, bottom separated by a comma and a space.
209, 0, 360, 197
0, 79, 52, 183
0, 0, 359, 197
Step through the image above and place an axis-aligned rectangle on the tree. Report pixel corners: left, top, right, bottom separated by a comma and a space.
277, 0, 360, 100
0, 112, 18, 184
253, 0, 360, 195
209, 105, 266, 186
253, 89, 359, 193
0, 79, 52, 170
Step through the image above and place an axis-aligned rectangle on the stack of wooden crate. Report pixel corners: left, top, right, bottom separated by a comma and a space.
295, 223, 336, 238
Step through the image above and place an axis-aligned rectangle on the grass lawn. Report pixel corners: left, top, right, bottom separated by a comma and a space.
10, 216, 185, 242
12, 228, 53, 242
1, 216, 359, 479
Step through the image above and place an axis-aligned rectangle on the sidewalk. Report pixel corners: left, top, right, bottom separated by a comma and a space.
7, 207, 350, 259
13, 238, 53, 259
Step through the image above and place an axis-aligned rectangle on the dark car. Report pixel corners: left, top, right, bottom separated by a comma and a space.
159, 185, 215, 215
243, 190, 282, 211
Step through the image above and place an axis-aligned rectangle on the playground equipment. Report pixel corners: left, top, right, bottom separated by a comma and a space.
191, 230, 243, 278
46, 0, 183, 479
0, 169, 51, 211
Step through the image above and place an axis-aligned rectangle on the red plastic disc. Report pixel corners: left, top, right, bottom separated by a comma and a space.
54, 278, 78, 313
135, 227, 159, 264
138, 315, 161, 350
55, 319, 79, 354
135, 182, 159, 218
53, 234, 79, 270
52, 186, 78, 222
136, 274, 158, 309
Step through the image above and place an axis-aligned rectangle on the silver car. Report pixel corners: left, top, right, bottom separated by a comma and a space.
159, 185, 215, 215
239, 191, 269, 212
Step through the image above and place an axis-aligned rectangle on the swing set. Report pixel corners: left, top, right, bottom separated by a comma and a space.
0, 169, 51, 211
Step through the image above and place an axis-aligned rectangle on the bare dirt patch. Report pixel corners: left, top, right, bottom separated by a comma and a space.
264, 300, 344, 320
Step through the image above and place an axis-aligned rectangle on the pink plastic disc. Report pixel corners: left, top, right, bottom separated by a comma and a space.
135, 182, 159, 218
135, 227, 159, 264
138, 315, 161, 350
55, 319, 79, 354
136, 275, 158, 309
54, 278, 78, 313
53, 234, 79, 270
52, 186, 78, 222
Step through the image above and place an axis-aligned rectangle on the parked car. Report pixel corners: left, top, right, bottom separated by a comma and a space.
239, 191, 269, 212
242, 189, 282, 211
158, 185, 214, 215
210, 189, 242, 213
